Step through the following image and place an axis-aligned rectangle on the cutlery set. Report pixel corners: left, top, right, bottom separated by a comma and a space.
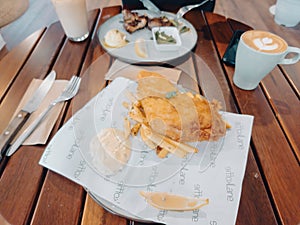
0, 71, 81, 161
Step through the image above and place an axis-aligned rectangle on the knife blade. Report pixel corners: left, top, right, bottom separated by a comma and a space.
0, 70, 56, 161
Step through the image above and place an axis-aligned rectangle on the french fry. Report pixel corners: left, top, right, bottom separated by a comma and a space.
155, 132, 198, 153
131, 123, 141, 136
141, 124, 198, 154
157, 147, 169, 158
195, 93, 204, 100
124, 117, 131, 139
186, 92, 194, 98
129, 104, 145, 123
140, 126, 157, 149
141, 125, 187, 158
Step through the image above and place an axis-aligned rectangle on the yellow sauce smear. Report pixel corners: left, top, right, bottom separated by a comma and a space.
140, 191, 209, 211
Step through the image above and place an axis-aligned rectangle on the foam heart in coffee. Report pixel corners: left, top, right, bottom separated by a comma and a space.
242, 30, 287, 53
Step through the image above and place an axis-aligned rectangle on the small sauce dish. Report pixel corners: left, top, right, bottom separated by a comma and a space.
152, 26, 182, 51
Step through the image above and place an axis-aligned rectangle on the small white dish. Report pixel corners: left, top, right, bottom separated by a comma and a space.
152, 26, 182, 51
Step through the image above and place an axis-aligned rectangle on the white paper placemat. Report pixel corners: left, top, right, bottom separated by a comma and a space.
39, 77, 254, 225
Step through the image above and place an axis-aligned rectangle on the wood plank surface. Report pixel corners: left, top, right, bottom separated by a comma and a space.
205, 12, 300, 225
81, 195, 127, 225
215, 0, 300, 92
0, 28, 45, 100
192, 11, 278, 225
0, 21, 66, 225
0, 4, 298, 225
78, 6, 128, 225
227, 18, 300, 161
0, 23, 64, 134
30, 10, 100, 225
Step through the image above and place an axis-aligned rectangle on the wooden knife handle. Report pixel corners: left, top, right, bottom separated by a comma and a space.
0, 110, 29, 160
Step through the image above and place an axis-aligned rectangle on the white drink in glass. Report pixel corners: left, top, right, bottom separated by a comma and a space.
51, 0, 89, 42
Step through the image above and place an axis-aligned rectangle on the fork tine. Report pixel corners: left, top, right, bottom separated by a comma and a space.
65, 76, 79, 95
69, 76, 80, 95
71, 76, 81, 95
56, 76, 81, 102
66, 76, 76, 92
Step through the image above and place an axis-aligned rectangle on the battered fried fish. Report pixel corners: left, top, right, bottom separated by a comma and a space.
133, 76, 229, 142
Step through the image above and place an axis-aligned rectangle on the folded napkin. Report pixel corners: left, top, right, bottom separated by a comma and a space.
105, 59, 181, 83
0, 213, 10, 225
11, 78, 68, 145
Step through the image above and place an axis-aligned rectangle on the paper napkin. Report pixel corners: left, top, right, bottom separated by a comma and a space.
11, 78, 68, 145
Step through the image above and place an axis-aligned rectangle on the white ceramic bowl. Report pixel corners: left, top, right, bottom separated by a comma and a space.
152, 26, 182, 51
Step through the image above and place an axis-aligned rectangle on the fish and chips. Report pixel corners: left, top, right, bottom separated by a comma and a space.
90, 69, 230, 169
124, 70, 230, 158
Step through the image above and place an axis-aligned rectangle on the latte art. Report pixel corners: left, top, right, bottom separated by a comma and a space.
253, 37, 278, 51
242, 30, 287, 53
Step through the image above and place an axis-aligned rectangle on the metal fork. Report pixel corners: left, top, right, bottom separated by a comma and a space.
6, 75, 81, 156
175, 0, 211, 20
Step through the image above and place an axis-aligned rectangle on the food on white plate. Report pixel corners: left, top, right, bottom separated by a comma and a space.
154, 30, 177, 44
122, 9, 148, 33
136, 74, 231, 141
134, 38, 148, 58
123, 70, 231, 158
136, 71, 177, 98
179, 25, 190, 34
147, 16, 173, 30
89, 128, 131, 174
139, 191, 209, 211
103, 29, 128, 48
122, 9, 174, 33
140, 124, 196, 158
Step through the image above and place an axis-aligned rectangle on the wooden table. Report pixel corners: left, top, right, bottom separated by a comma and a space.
0, 6, 299, 225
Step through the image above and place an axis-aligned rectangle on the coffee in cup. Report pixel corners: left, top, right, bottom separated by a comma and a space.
233, 30, 300, 90
242, 30, 287, 53
274, 0, 300, 27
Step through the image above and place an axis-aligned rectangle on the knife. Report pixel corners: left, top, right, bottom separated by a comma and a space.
0, 70, 56, 161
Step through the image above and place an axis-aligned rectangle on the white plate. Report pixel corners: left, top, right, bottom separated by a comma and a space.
74, 78, 205, 187
97, 10, 198, 64
86, 189, 159, 224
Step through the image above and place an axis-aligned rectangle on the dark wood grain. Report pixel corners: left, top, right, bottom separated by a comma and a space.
0, 24, 64, 134
32, 7, 124, 225
0, 19, 67, 225
79, 6, 128, 224
0, 4, 299, 225
81, 195, 127, 225
228, 18, 300, 160
0, 29, 45, 100
30, 11, 100, 225
205, 12, 300, 225
215, 0, 300, 91
191, 11, 278, 225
